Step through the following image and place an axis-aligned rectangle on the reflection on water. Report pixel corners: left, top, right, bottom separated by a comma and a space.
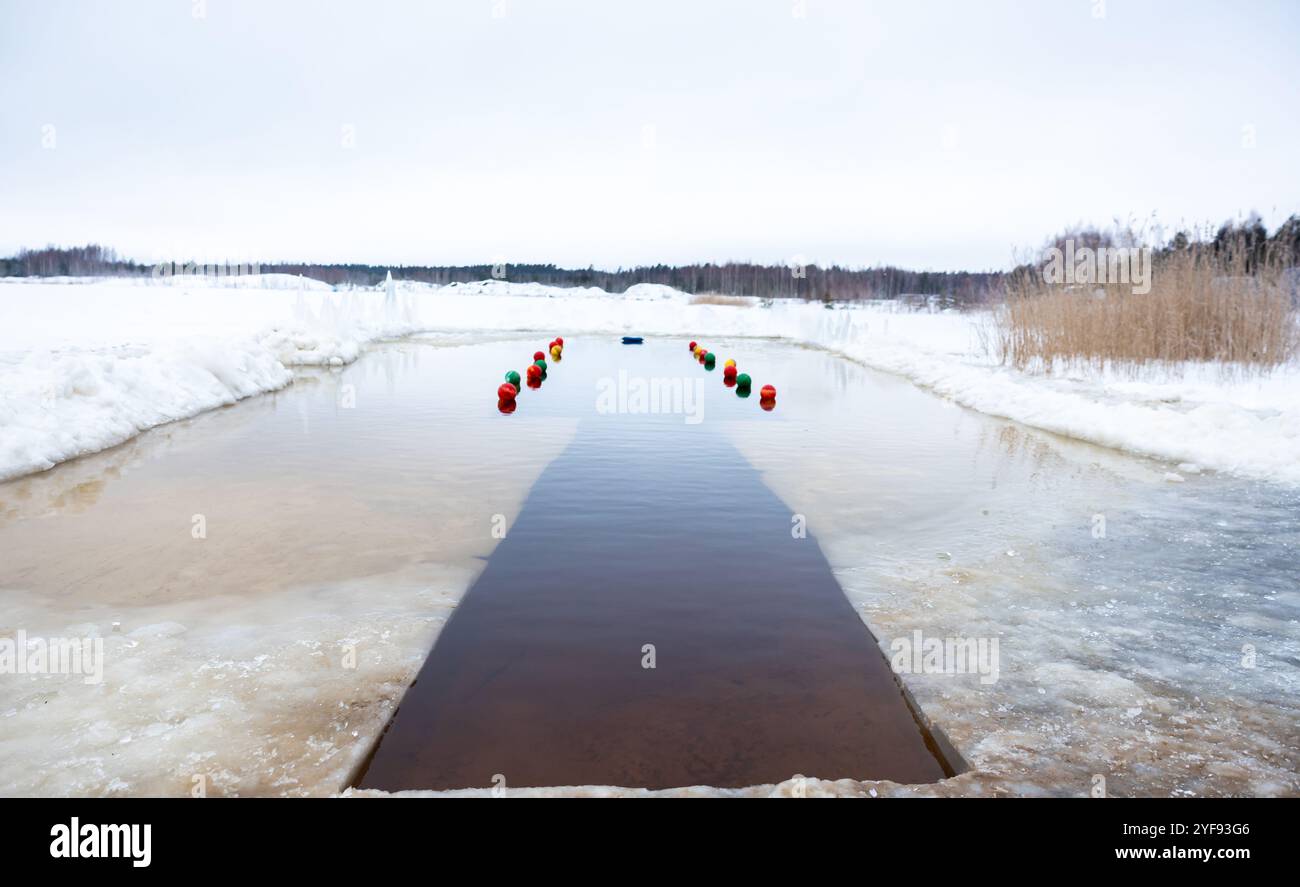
717, 337, 1300, 797
359, 395, 952, 791
0, 335, 577, 796
0, 333, 1295, 797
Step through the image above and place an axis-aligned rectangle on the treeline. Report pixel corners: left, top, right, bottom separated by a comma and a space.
265, 260, 1004, 303
0, 246, 1004, 304
1183, 214, 1300, 272
0, 244, 149, 277
6, 215, 1297, 303
1011, 213, 1300, 278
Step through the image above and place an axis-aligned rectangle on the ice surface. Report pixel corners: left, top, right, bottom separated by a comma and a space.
3, 275, 1297, 486
352, 348, 1300, 798
2, 276, 1298, 798
714, 350, 1299, 797
0, 347, 578, 795
0, 275, 429, 481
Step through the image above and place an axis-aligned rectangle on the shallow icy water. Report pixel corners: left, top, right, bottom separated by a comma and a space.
0, 335, 578, 795
0, 333, 1295, 796
356, 379, 953, 791
713, 339, 1299, 797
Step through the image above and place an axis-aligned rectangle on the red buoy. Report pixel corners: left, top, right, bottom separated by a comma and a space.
534, 351, 545, 362
555, 337, 564, 346
526, 364, 542, 381
688, 340, 697, 350
498, 382, 518, 401
498, 398, 517, 414
723, 365, 738, 381
760, 384, 776, 400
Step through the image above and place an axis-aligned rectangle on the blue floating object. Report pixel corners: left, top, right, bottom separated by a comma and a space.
621, 336, 644, 345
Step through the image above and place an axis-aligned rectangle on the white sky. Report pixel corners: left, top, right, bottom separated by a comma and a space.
1, 0, 1297, 271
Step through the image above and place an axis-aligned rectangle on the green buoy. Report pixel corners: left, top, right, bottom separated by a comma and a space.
505, 370, 521, 388
735, 372, 751, 389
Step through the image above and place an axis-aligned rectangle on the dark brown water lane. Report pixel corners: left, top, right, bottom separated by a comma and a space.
357, 411, 950, 791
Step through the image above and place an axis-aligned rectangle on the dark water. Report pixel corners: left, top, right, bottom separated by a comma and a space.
357, 346, 951, 791
4, 331, 1293, 796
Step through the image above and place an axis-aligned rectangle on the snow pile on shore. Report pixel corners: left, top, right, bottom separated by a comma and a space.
2, 275, 1297, 485
417, 280, 1300, 484
825, 319, 1300, 487
0, 340, 292, 480
0, 276, 421, 481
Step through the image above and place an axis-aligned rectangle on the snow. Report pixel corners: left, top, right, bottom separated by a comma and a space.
706, 344, 1300, 800
0, 569, 461, 796
3, 274, 1296, 486
0, 276, 422, 481
0, 375, 580, 796
1, 282, 1295, 798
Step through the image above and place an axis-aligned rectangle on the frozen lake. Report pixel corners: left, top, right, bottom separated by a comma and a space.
0, 334, 1295, 796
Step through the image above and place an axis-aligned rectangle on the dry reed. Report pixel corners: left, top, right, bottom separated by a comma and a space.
689, 293, 753, 307
994, 243, 1298, 374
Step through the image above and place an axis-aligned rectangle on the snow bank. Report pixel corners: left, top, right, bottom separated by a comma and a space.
823, 321, 1300, 487
2, 276, 1297, 485
385, 280, 1300, 486
0, 277, 423, 482
0, 341, 292, 480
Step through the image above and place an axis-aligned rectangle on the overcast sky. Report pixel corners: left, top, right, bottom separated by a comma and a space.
1, 0, 1297, 271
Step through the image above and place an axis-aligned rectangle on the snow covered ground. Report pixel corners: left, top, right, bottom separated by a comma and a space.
2, 274, 1297, 488
1, 277, 1297, 799
0, 274, 422, 482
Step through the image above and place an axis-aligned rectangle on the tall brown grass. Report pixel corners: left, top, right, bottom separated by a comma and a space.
689, 293, 754, 307
994, 242, 1298, 374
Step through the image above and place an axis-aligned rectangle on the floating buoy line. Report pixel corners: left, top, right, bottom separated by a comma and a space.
688, 340, 775, 410
499, 336, 564, 413
497, 336, 776, 413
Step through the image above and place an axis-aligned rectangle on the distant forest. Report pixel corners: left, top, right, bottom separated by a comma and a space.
0, 244, 1002, 305
4, 215, 1297, 305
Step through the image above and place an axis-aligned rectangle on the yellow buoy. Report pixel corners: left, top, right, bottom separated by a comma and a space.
724, 359, 736, 368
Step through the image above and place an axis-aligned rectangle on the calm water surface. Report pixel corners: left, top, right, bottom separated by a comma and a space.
1, 332, 1294, 795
